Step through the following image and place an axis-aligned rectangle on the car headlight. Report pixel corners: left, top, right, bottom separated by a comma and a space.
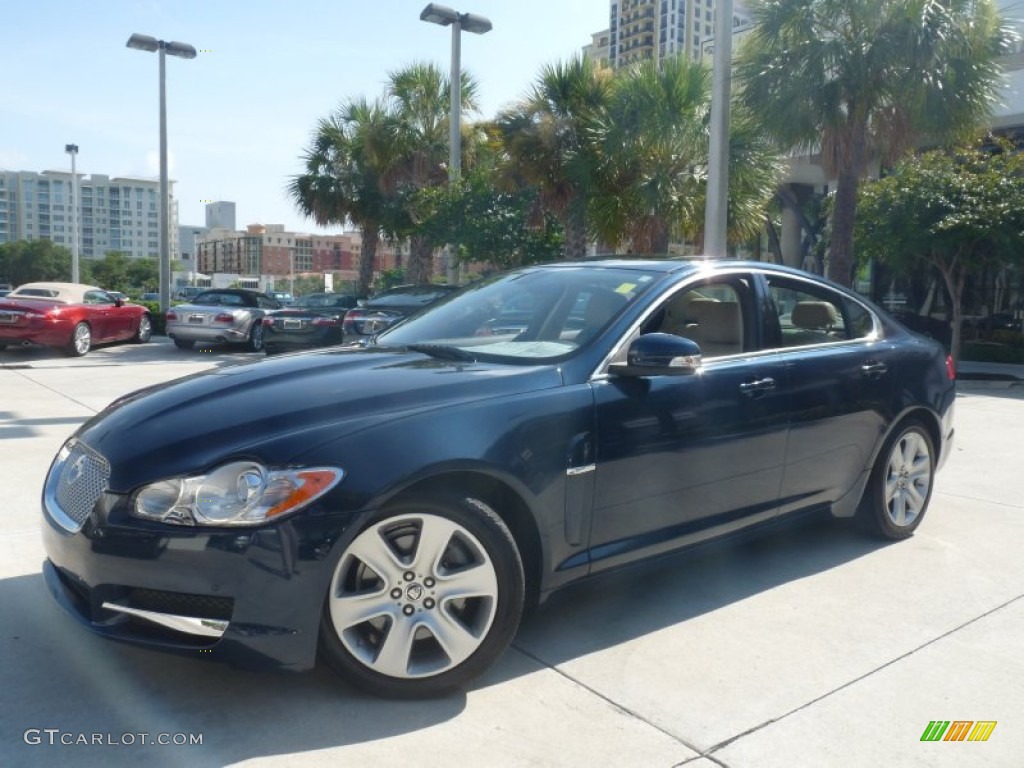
132, 461, 344, 526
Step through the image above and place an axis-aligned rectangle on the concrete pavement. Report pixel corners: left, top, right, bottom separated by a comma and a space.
1, 338, 1022, 767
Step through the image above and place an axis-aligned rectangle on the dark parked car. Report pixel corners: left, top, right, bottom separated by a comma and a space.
40, 261, 955, 698
341, 284, 459, 342
0, 282, 151, 356
262, 292, 360, 355
165, 288, 280, 351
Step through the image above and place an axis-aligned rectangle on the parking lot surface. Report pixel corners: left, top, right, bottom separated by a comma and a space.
2, 338, 1022, 767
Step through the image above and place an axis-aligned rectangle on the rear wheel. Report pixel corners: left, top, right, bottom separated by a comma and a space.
133, 314, 152, 344
173, 338, 195, 350
859, 421, 935, 540
246, 322, 264, 352
65, 322, 91, 357
319, 494, 524, 698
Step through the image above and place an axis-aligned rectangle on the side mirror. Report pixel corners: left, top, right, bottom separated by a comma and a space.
609, 333, 702, 377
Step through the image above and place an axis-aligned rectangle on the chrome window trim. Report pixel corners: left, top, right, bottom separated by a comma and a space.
590, 265, 884, 381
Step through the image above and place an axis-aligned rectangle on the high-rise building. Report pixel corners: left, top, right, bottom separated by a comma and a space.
608, 0, 750, 68
0, 170, 178, 260
205, 201, 236, 231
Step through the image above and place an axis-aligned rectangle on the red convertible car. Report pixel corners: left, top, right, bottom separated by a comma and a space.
0, 282, 152, 356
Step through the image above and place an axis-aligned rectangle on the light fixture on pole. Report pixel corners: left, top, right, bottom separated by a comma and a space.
126, 33, 196, 313
419, 4, 491, 184
419, 4, 491, 282
65, 144, 80, 283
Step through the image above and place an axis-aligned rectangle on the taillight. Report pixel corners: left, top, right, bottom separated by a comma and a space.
262, 317, 274, 326
166, 311, 178, 321
946, 354, 956, 380
214, 312, 234, 323
343, 309, 363, 332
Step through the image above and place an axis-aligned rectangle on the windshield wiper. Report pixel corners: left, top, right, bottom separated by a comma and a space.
404, 343, 477, 362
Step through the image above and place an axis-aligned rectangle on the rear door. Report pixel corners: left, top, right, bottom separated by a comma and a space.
758, 272, 897, 514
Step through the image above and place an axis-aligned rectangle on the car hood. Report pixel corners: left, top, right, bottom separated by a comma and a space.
73, 346, 563, 490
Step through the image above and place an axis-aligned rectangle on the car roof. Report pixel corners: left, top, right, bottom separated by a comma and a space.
9, 282, 105, 303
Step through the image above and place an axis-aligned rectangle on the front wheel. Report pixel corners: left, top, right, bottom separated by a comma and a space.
859, 421, 936, 540
173, 338, 195, 350
319, 494, 525, 698
65, 322, 91, 357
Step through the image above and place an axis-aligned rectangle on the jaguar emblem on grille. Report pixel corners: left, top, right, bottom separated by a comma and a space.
66, 455, 88, 486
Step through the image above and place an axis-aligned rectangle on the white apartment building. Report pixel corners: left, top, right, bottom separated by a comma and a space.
0, 170, 178, 260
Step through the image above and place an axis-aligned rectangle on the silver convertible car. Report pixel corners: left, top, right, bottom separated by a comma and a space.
165, 288, 281, 351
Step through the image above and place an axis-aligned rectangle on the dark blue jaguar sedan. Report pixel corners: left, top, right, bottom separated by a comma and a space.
40, 260, 955, 698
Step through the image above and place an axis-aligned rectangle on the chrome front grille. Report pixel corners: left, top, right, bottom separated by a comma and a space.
44, 439, 110, 533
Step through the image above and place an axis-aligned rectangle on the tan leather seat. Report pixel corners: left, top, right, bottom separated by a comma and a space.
691, 301, 743, 357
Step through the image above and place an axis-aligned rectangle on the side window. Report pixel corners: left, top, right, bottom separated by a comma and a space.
83, 290, 112, 305
257, 296, 280, 309
651, 279, 749, 358
764, 277, 871, 348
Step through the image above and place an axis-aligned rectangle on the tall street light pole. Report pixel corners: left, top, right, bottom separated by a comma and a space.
126, 33, 196, 313
703, 0, 733, 258
65, 144, 80, 283
419, 4, 491, 282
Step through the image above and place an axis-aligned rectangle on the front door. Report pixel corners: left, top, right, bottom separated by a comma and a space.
586, 275, 790, 573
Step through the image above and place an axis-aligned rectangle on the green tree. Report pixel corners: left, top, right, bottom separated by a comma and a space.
855, 139, 1024, 362
736, 0, 1013, 285
412, 170, 564, 270
0, 240, 72, 286
387, 62, 480, 283
594, 56, 781, 253
497, 56, 611, 260
289, 98, 397, 297
593, 55, 710, 253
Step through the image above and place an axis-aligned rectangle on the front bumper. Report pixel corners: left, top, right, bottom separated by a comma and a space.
41, 491, 355, 671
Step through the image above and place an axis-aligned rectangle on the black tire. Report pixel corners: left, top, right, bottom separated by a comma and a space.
319, 493, 525, 698
246, 321, 264, 352
173, 338, 195, 350
264, 344, 280, 356
858, 420, 936, 540
65, 322, 91, 357
133, 314, 152, 344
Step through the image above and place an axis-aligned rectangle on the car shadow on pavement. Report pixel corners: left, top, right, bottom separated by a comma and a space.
508, 513, 886, 671
0, 572, 467, 767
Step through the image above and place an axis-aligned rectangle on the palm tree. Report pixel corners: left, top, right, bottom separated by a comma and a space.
497, 56, 612, 260
288, 98, 398, 297
592, 55, 710, 254
387, 63, 480, 284
735, 0, 1013, 285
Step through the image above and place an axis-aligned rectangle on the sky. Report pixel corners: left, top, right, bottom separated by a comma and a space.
0, 0, 610, 234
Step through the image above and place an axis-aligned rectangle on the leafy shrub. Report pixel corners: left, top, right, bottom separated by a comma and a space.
961, 341, 1024, 364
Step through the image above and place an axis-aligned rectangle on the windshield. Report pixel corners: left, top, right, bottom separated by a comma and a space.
378, 266, 662, 361
297, 294, 351, 308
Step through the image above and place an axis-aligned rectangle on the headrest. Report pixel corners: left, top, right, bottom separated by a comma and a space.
791, 301, 838, 330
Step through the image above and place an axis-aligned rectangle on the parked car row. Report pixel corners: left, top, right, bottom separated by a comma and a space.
167, 284, 458, 354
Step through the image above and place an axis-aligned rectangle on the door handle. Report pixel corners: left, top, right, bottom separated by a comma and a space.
739, 377, 776, 396
861, 361, 888, 377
